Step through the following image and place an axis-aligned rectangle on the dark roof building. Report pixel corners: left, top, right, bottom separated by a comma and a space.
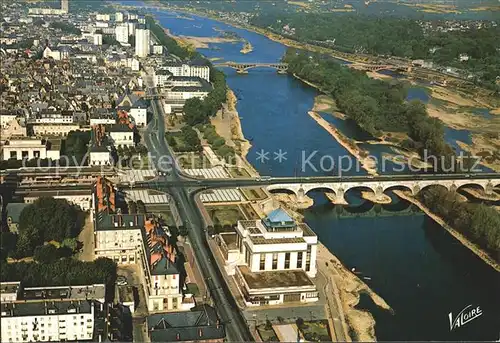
147, 305, 225, 342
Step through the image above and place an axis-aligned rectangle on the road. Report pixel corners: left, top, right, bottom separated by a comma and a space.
145, 83, 254, 342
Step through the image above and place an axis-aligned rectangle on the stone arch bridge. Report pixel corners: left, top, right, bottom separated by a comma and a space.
214, 62, 288, 74
347, 63, 410, 73
266, 177, 500, 204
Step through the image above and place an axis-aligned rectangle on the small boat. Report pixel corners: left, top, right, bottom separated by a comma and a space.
363, 276, 372, 281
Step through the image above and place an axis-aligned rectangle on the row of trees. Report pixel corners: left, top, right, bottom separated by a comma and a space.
283, 49, 450, 159
0, 258, 117, 299
166, 126, 202, 152
146, 16, 197, 60
418, 186, 500, 260
252, 14, 500, 90
199, 124, 235, 163
63, 130, 91, 165
183, 68, 228, 126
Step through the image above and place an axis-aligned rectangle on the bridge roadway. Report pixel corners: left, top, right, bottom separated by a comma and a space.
10, 173, 500, 194
214, 61, 288, 72
145, 84, 254, 342
131, 172, 500, 192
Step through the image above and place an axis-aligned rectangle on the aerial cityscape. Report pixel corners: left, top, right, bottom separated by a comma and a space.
0, 0, 499, 342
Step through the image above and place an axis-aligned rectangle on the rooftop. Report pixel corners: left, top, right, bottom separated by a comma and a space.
266, 208, 294, 223
1, 300, 94, 318
220, 233, 238, 250
108, 123, 133, 132
20, 284, 106, 301
0, 282, 20, 295
237, 265, 314, 290
249, 236, 305, 245
147, 305, 224, 342
298, 223, 316, 237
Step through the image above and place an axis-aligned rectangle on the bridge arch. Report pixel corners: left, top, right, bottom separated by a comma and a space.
417, 183, 450, 195
343, 185, 377, 205
214, 62, 289, 73
383, 185, 414, 194
266, 184, 298, 196
455, 183, 486, 193
303, 186, 337, 196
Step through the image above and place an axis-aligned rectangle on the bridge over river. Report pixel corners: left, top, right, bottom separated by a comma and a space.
137, 173, 500, 205
214, 61, 410, 74
214, 61, 289, 73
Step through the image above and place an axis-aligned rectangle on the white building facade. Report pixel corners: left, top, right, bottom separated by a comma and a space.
1, 138, 60, 161
115, 23, 129, 44
160, 63, 210, 82
217, 208, 319, 306
108, 124, 134, 147
135, 28, 150, 58
0, 283, 105, 343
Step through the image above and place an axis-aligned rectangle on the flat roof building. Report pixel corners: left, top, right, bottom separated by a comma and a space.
0, 282, 105, 342
216, 208, 319, 307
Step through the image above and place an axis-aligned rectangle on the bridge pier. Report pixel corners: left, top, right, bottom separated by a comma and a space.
485, 182, 494, 195
236, 69, 248, 74
361, 191, 392, 204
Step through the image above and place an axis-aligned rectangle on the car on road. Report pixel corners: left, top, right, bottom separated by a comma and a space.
116, 276, 128, 286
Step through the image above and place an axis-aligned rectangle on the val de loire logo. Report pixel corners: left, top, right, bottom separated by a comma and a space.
448, 304, 483, 331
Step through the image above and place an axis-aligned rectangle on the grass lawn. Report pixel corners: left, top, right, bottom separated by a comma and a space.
256, 324, 278, 342
298, 320, 331, 341
206, 205, 245, 227
240, 203, 259, 219
241, 187, 268, 201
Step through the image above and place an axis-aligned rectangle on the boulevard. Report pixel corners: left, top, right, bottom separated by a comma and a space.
145, 84, 254, 342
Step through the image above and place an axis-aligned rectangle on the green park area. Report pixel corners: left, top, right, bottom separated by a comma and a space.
241, 188, 268, 202
256, 323, 278, 342
206, 205, 245, 230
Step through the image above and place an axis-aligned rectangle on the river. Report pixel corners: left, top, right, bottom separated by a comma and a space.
137, 4, 499, 341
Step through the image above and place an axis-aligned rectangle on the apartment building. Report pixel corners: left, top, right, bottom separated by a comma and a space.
0, 282, 105, 342
158, 62, 210, 82
135, 28, 150, 58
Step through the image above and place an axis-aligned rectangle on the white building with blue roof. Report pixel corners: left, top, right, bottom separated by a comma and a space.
217, 208, 319, 306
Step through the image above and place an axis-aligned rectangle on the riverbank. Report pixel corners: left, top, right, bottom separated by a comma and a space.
308, 111, 378, 175
164, 28, 240, 49
394, 190, 500, 273
211, 87, 388, 341
210, 89, 252, 161
316, 242, 392, 342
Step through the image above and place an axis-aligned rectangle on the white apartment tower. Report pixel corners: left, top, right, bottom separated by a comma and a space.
115, 23, 129, 44
61, 0, 69, 13
135, 28, 150, 58
115, 12, 124, 22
